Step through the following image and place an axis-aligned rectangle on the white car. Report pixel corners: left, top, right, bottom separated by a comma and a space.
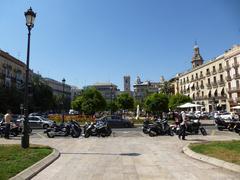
219, 113, 236, 120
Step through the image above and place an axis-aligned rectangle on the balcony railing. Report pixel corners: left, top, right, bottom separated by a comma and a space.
206, 83, 212, 89
225, 75, 231, 81
225, 64, 231, 71
206, 72, 211, 77
218, 80, 225, 87
199, 74, 204, 79
211, 70, 217, 75
232, 62, 239, 68
211, 82, 218, 88
227, 87, 240, 93
218, 68, 224, 73
233, 73, 240, 79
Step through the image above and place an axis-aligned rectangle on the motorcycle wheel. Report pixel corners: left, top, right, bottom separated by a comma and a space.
143, 128, 149, 134
101, 133, 106, 137
194, 130, 199, 135
200, 127, 207, 136
84, 132, 90, 138
235, 129, 240, 133
168, 129, 174, 136
47, 131, 55, 138
106, 129, 112, 136
149, 130, 157, 137
71, 129, 81, 138
12, 131, 18, 137
217, 127, 224, 131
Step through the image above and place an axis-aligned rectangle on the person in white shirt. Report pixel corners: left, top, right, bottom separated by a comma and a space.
178, 111, 186, 140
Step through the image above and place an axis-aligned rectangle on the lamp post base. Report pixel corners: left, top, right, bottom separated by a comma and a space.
21, 134, 29, 148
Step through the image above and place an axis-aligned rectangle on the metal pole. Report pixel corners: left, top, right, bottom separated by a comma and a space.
110, 85, 112, 115
62, 82, 65, 123
21, 27, 31, 148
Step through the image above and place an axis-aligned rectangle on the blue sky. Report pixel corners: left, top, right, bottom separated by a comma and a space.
0, 0, 239, 90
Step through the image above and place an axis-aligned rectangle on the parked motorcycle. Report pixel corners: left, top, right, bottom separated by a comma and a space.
186, 119, 207, 135
148, 119, 174, 137
215, 118, 233, 131
44, 120, 81, 138
142, 119, 153, 134
84, 121, 112, 138
170, 119, 207, 136
233, 122, 240, 134
0, 121, 22, 137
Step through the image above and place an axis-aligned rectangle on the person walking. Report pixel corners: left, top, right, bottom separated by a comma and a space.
178, 111, 186, 140
4, 110, 12, 139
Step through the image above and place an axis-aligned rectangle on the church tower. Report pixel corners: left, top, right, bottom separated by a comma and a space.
191, 43, 203, 68
124, 75, 130, 92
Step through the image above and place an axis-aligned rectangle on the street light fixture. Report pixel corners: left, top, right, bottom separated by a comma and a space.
21, 7, 36, 149
62, 78, 66, 123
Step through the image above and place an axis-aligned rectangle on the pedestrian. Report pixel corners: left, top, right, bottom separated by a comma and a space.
4, 110, 12, 139
178, 111, 186, 140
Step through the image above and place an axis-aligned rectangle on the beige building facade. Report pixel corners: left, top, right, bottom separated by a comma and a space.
43, 78, 71, 99
174, 45, 240, 112
0, 50, 27, 89
225, 46, 240, 109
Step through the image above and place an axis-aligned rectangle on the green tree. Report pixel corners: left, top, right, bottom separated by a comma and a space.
106, 101, 119, 113
30, 75, 54, 112
144, 93, 168, 116
168, 93, 192, 110
0, 87, 24, 113
116, 93, 134, 111
71, 88, 106, 115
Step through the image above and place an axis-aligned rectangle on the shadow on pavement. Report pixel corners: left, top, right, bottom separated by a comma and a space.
61, 152, 141, 156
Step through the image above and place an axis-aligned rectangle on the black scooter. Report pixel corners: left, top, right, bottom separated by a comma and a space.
148, 119, 174, 137
186, 119, 207, 135
142, 119, 153, 134
84, 121, 112, 138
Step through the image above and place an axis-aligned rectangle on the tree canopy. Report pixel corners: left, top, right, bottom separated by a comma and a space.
168, 93, 192, 110
116, 93, 134, 111
144, 93, 168, 115
71, 88, 106, 115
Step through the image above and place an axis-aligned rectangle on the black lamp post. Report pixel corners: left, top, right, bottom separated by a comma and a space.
110, 85, 113, 115
21, 7, 36, 149
62, 78, 66, 123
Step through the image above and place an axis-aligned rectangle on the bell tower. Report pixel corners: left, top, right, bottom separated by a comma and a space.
191, 42, 203, 68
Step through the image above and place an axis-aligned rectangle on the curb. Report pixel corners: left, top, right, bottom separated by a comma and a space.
10, 148, 60, 180
183, 143, 240, 173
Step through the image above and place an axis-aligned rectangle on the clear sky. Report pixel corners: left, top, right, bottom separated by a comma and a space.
0, 0, 239, 90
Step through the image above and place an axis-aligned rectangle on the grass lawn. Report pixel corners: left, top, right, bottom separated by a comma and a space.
190, 140, 240, 165
0, 144, 52, 180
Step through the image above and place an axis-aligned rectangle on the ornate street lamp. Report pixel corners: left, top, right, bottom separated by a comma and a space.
21, 7, 36, 148
62, 78, 66, 123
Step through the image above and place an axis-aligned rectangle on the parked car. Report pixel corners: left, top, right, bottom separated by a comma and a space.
97, 115, 134, 128
17, 116, 53, 129
69, 109, 79, 115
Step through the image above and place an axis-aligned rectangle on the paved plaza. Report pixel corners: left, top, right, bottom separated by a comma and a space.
1, 128, 240, 180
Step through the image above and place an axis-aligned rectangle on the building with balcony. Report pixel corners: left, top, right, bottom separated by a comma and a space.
173, 44, 240, 112
225, 45, 240, 109
43, 78, 71, 99
86, 82, 118, 102
0, 50, 26, 89
133, 76, 165, 101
